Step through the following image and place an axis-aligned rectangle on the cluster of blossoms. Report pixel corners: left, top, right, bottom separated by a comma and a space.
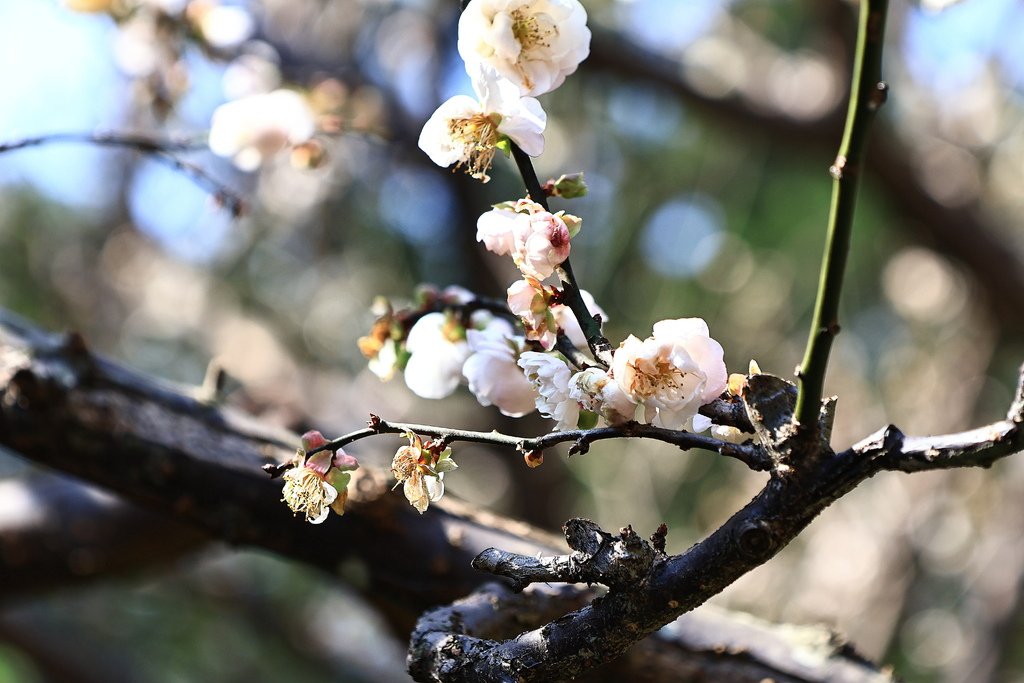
346, 0, 746, 516
519, 318, 728, 434
281, 431, 359, 524
418, 0, 591, 182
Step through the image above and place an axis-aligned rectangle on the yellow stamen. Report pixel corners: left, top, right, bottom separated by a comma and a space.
448, 113, 501, 181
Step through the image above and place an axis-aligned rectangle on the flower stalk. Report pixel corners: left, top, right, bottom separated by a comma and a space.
794, 0, 890, 430
509, 142, 613, 365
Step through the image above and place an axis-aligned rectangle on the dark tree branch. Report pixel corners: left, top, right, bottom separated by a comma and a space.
405, 371, 1024, 681
0, 309, 895, 682
472, 519, 656, 592
411, 583, 898, 683
0, 473, 206, 597
0, 131, 244, 215
312, 415, 770, 471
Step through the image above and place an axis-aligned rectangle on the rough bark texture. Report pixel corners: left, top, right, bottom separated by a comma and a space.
0, 309, 905, 681
405, 372, 1024, 681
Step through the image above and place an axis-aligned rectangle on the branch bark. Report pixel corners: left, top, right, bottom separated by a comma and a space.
406, 372, 1024, 681
0, 309, 898, 682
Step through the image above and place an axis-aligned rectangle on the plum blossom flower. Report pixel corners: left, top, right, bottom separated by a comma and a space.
282, 431, 359, 524
507, 277, 558, 349
403, 312, 471, 399
512, 207, 574, 280
476, 205, 520, 256
458, 0, 591, 97
611, 318, 727, 431
553, 289, 605, 350
418, 65, 545, 182
463, 319, 537, 416
391, 432, 458, 513
208, 89, 315, 171
568, 367, 636, 426
477, 199, 580, 279
518, 352, 579, 430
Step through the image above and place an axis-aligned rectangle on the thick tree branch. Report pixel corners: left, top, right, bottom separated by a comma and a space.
0, 309, 895, 682
405, 371, 1024, 681
0, 473, 205, 597
411, 582, 897, 683
471, 519, 656, 592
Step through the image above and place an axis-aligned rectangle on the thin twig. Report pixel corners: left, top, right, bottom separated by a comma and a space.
0, 131, 245, 216
794, 0, 890, 429
310, 415, 771, 471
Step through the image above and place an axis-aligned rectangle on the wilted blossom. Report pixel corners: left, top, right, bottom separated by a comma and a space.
391, 432, 458, 513
463, 318, 537, 417
518, 351, 579, 430
507, 277, 558, 349
568, 367, 636, 426
208, 89, 315, 171
458, 0, 591, 97
418, 65, 545, 182
281, 431, 359, 524
403, 312, 470, 399
611, 318, 727, 431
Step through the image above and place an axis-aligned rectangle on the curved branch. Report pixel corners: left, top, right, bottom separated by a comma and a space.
0, 307, 894, 682
405, 367, 1024, 681
0, 131, 244, 215
312, 414, 772, 471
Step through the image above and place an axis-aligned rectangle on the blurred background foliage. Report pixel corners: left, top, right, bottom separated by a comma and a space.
1, 0, 1024, 680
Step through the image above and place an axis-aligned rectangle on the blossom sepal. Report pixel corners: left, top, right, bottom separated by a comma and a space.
544, 173, 588, 199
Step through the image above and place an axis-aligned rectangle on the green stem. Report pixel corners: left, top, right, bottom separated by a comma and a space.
794, 0, 889, 430
509, 143, 614, 365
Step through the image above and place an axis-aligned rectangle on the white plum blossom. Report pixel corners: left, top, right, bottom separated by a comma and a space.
611, 318, 727, 431
476, 205, 519, 256
208, 89, 315, 171
507, 277, 557, 349
368, 337, 399, 381
463, 319, 537, 416
403, 312, 470, 399
518, 352, 579, 430
512, 207, 573, 279
568, 367, 636, 426
553, 289, 606, 350
711, 424, 752, 444
418, 65, 545, 182
477, 199, 580, 279
458, 0, 591, 97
